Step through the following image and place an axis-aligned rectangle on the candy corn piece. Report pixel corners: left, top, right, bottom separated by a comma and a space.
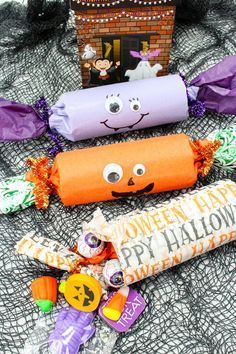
102, 286, 129, 321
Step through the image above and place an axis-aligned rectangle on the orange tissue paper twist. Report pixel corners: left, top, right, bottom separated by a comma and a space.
190, 139, 221, 177
26, 156, 53, 209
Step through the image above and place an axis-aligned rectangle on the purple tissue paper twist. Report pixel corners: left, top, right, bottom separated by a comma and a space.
49, 307, 95, 354
0, 98, 46, 141
34, 97, 64, 156
49, 74, 189, 142
190, 54, 236, 115
180, 74, 206, 118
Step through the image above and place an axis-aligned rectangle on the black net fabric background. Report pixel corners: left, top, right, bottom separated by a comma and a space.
0, 0, 236, 353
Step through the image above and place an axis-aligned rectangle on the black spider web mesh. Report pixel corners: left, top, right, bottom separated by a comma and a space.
0, 0, 236, 353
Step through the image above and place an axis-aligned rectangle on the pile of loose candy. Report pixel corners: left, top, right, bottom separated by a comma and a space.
17, 231, 146, 353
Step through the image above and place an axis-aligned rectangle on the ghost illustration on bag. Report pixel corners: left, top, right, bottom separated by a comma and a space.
125, 49, 163, 82
82, 44, 97, 61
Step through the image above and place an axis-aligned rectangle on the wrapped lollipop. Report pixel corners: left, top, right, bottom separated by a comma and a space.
103, 260, 124, 289
77, 232, 105, 258
1, 127, 235, 214
0, 55, 235, 144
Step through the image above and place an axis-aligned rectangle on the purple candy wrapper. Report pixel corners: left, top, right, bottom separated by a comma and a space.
191, 55, 236, 115
0, 98, 46, 140
99, 288, 146, 332
49, 307, 95, 354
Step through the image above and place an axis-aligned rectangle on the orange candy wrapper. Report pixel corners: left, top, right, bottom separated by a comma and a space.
24, 133, 219, 208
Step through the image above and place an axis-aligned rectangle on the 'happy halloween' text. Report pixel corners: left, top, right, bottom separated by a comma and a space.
107, 180, 236, 285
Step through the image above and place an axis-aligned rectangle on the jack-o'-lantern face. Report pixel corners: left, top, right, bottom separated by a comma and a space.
64, 274, 102, 312
103, 162, 154, 198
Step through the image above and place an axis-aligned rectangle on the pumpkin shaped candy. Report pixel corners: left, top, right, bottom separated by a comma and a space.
60, 274, 102, 312
31, 276, 57, 313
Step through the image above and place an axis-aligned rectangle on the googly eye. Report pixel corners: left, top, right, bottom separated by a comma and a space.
105, 95, 123, 114
130, 98, 141, 112
110, 271, 124, 287
133, 163, 146, 176
103, 163, 123, 184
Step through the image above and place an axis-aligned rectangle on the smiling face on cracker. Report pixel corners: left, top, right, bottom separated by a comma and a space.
103, 162, 154, 198
100, 93, 149, 132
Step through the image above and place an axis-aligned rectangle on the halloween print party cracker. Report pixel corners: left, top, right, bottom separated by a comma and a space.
87, 180, 236, 285
0, 56, 235, 144
15, 232, 84, 272
15, 181, 236, 296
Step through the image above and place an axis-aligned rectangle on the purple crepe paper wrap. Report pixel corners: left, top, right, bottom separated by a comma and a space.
0, 98, 46, 140
190, 55, 236, 114
49, 74, 188, 141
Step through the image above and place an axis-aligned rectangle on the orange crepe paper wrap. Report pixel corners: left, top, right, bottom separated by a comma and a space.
26, 134, 220, 207
26, 157, 53, 209
190, 139, 221, 177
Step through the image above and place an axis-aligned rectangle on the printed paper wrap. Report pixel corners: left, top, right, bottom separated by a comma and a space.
85, 180, 236, 285
15, 233, 83, 272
